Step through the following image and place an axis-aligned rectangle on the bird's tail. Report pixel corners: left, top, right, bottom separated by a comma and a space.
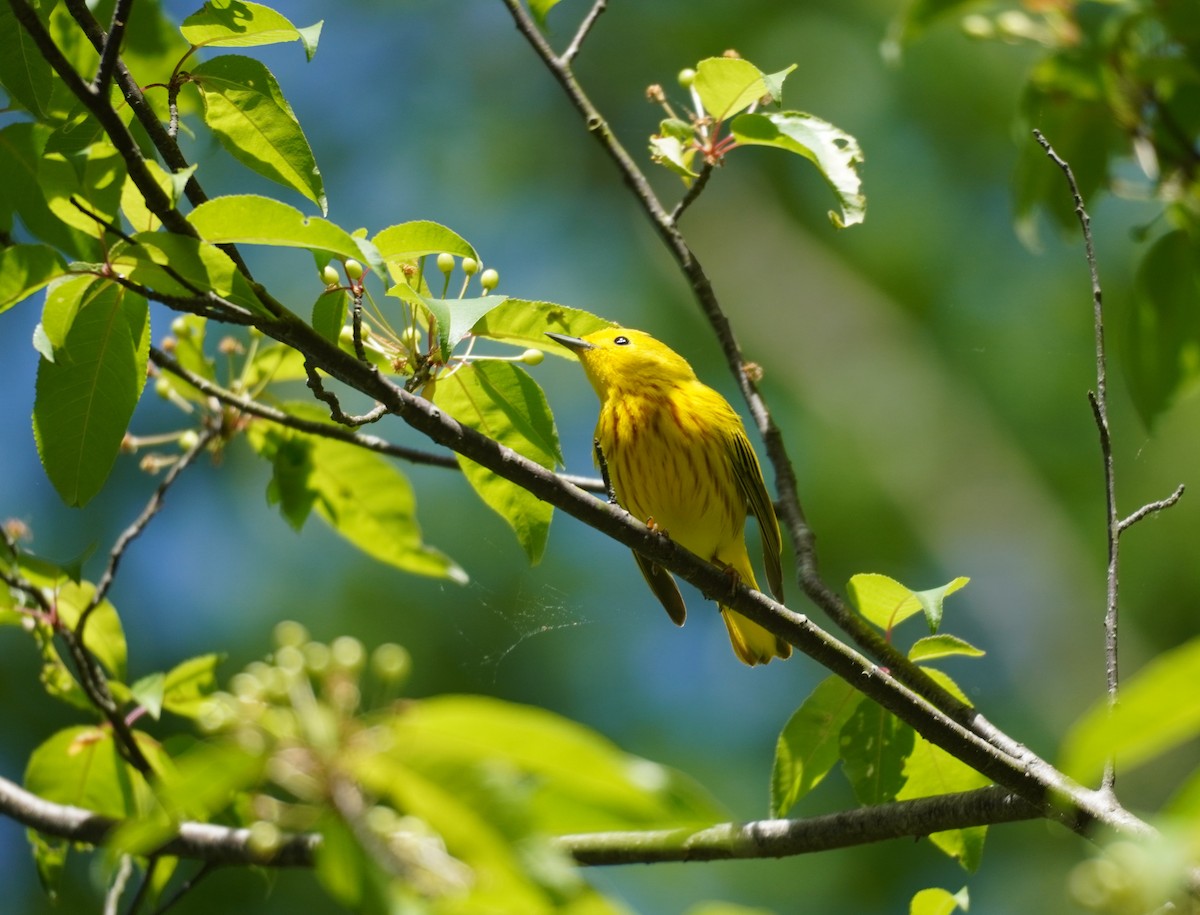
720, 554, 792, 666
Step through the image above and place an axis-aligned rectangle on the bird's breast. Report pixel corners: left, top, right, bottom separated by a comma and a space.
595, 388, 742, 558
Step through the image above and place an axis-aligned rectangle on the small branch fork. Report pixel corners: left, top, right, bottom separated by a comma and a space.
1034, 129, 1185, 792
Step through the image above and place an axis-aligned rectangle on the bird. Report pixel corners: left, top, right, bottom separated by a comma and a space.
545, 327, 790, 665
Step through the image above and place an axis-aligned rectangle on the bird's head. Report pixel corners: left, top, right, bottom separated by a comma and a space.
546, 327, 697, 397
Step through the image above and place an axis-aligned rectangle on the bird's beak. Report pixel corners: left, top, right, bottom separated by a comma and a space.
545, 332, 593, 352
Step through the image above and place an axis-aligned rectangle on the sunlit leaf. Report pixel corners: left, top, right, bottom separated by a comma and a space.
246, 404, 467, 583
1061, 635, 1200, 785
52, 579, 128, 681
694, 57, 768, 121
909, 634, 985, 663
909, 886, 970, 915
771, 675, 863, 817
111, 231, 268, 315
474, 299, 615, 358
40, 141, 126, 236
0, 1, 56, 119
731, 110, 866, 228
897, 735, 990, 871
529, 0, 564, 28
0, 244, 66, 314
388, 285, 507, 361
25, 726, 139, 819
433, 362, 560, 563
161, 653, 223, 719
848, 573, 968, 633
182, 0, 320, 59
188, 194, 361, 262
131, 672, 166, 720
386, 695, 724, 832
190, 56, 327, 214
373, 220, 477, 286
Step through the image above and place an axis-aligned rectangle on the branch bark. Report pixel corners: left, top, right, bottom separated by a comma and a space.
0, 772, 1040, 869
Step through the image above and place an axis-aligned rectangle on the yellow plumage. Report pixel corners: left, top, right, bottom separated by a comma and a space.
546, 327, 790, 666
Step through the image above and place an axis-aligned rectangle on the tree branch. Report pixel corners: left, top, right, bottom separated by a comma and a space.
0, 772, 1040, 870
148, 345, 608, 493
497, 0, 1049, 777
92, 0, 133, 95
1034, 129, 1186, 793
81, 424, 218, 632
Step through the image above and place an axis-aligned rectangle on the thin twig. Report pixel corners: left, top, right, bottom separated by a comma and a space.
562, 0, 606, 65
1034, 129, 1121, 790
80, 424, 218, 634
104, 854, 134, 915
670, 161, 715, 224
93, 0, 133, 94
0, 772, 1048, 870
303, 358, 388, 427
148, 863, 218, 915
124, 856, 159, 915
149, 346, 609, 492
1119, 484, 1186, 532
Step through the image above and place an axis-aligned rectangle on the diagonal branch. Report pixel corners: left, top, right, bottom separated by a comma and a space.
81, 424, 219, 633
496, 0, 1044, 774
148, 345, 608, 493
92, 0, 133, 94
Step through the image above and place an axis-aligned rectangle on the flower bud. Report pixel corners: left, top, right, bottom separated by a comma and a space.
321, 264, 340, 286
520, 348, 544, 366
461, 257, 479, 276
436, 252, 455, 274
677, 68, 696, 88
344, 258, 364, 280
480, 268, 499, 291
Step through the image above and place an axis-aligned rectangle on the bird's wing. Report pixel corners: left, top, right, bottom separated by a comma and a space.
729, 430, 784, 601
631, 550, 687, 626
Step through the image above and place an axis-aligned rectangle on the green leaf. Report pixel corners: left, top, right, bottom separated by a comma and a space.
848, 573, 969, 633
373, 220, 477, 285
246, 404, 467, 582
0, 122, 96, 257
771, 675, 863, 817
385, 695, 724, 832
1061, 635, 1200, 785
432, 362, 560, 563
33, 283, 147, 507
1123, 230, 1200, 427
897, 735, 990, 870
0, 244, 66, 314
0, 1, 56, 119
188, 194, 360, 261
909, 886, 970, 915
112, 231, 268, 315
473, 299, 615, 358
40, 140, 127, 237
190, 55, 326, 214
119, 159, 186, 234
161, 654, 223, 719
694, 57, 769, 121
909, 633, 985, 663
388, 285, 507, 360
25, 726, 140, 819
131, 672, 166, 720
181, 1, 318, 54
731, 110, 866, 228
529, 0, 564, 28
312, 289, 348, 343
649, 133, 699, 179
839, 701, 914, 805
53, 579, 128, 681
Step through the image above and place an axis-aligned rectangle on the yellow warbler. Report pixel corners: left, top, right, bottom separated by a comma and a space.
547, 327, 790, 665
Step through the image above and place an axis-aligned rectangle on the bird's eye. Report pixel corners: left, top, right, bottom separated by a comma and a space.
613, 335, 630, 346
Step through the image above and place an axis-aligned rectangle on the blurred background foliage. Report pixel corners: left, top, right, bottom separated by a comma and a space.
2, 0, 1199, 912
